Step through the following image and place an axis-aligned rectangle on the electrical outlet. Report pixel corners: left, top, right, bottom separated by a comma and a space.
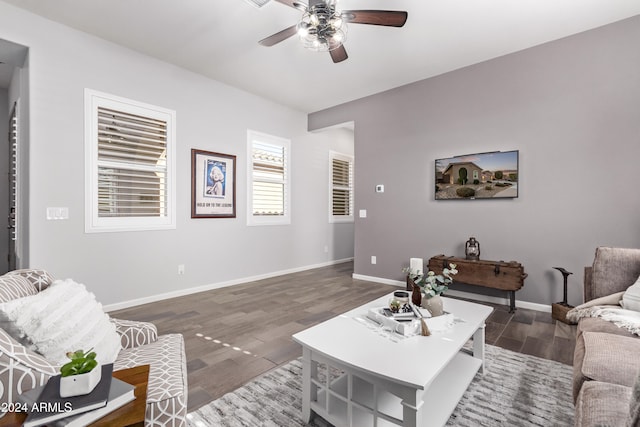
324, 246, 329, 253
178, 264, 185, 275
371, 256, 377, 265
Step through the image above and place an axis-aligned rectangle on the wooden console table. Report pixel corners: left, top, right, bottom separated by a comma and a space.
426, 255, 527, 312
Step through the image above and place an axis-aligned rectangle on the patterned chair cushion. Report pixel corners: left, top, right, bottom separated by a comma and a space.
114, 334, 187, 427
111, 318, 158, 349
0, 275, 37, 303
6, 269, 54, 292
0, 328, 57, 407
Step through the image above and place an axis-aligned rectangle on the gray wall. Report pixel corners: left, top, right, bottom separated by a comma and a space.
309, 16, 640, 307
0, 2, 354, 307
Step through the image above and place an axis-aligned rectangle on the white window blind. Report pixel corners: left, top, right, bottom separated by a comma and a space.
97, 107, 167, 217
9, 104, 17, 241
330, 152, 354, 223
85, 90, 176, 232
247, 130, 291, 226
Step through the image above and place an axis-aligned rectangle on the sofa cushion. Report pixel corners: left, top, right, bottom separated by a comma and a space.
573, 319, 640, 402
577, 317, 638, 340
574, 381, 631, 427
0, 279, 121, 365
0, 274, 37, 303
629, 369, 640, 427
591, 247, 640, 300
114, 333, 187, 426
580, 332, 640, 392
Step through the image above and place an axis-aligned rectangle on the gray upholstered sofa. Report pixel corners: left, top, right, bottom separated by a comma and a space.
569, 247, 640, 426
0, 269, 188, 426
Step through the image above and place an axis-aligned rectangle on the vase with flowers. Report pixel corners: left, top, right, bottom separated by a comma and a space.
403, 263, 458, 316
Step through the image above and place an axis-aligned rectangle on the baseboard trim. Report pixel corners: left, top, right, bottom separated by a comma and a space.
352, 274, 404, 287
103, 258, 354, 312
351, 273, 551, 313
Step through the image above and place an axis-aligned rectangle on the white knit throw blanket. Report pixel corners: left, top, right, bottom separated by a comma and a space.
567, 305, 640, 336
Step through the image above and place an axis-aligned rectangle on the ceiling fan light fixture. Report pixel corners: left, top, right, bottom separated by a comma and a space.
260, 0, 407, 63
297, 3, 347, 52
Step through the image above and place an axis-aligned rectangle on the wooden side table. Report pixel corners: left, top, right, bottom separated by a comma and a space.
427, 255, 527, 312
0, 364, 149, 427
91, 364, 149, 427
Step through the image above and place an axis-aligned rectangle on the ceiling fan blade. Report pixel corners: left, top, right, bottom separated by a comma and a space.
330, 45, 348, 63
342, 10, 408, 27
274, 0, 307, 11
259, 25, 298, 47
274, 0, 297, 8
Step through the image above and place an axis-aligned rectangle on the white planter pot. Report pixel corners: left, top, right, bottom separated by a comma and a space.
59, 364, 101, 397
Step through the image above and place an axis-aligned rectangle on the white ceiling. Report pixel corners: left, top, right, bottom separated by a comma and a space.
2, 0, 640, 112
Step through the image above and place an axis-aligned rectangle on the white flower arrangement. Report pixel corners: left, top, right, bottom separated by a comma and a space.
404, 263, 458, 297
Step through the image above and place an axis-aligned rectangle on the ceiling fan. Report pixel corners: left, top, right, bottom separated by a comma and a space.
258, 0, 408, 63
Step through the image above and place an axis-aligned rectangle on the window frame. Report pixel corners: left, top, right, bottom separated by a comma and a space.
329, 151, 354, 224
84, 89, 176, 233
246, 130, 291, 226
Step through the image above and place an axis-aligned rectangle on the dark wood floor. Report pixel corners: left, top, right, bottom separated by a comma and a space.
110, 261, 576, 412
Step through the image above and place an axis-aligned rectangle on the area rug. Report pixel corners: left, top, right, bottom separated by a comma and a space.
186, 344, 574, 426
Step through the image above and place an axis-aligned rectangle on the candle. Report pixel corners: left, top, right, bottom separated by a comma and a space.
409, 258, 423, 275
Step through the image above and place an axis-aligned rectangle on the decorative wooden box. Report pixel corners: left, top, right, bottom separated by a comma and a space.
551, 302, 575, 324
427, 255, 527, 312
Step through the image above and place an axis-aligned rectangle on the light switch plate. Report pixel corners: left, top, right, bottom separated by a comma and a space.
359, 209, 367, 218
46, 207, 69, 220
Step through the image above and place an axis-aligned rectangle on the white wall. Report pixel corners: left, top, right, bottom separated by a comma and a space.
0, 2, 354, 307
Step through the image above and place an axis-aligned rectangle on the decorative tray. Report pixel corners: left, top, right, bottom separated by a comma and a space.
366, 307, 455, 336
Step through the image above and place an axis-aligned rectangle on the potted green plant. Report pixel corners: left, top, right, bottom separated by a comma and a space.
59, 349, 101, 397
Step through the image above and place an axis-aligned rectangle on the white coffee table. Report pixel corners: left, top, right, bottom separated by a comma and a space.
292, 294, 493, 427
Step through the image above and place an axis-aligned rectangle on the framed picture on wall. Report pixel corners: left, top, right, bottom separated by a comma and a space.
191, 149, 236, 218
435, 150, 519, 200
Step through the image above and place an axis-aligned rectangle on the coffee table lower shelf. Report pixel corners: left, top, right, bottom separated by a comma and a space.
308, 351, 482, 427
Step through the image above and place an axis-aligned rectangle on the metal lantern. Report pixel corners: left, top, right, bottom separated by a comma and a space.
465, 237, 480, 261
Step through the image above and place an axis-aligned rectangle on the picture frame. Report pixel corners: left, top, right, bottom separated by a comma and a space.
191, 149, 236, 218
435, 150, 519, 200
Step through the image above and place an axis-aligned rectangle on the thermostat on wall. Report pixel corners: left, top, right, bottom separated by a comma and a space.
375, 184, 384, 193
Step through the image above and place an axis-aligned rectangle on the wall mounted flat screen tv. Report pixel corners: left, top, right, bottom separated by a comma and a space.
435, 150, 519, 200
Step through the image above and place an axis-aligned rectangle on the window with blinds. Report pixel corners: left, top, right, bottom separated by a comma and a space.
247, 130, 291, 226
85, 90, 176, 232
330, 151, 354, 223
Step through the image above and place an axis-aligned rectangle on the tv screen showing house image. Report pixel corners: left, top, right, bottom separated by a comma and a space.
435, 150, 519, 200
